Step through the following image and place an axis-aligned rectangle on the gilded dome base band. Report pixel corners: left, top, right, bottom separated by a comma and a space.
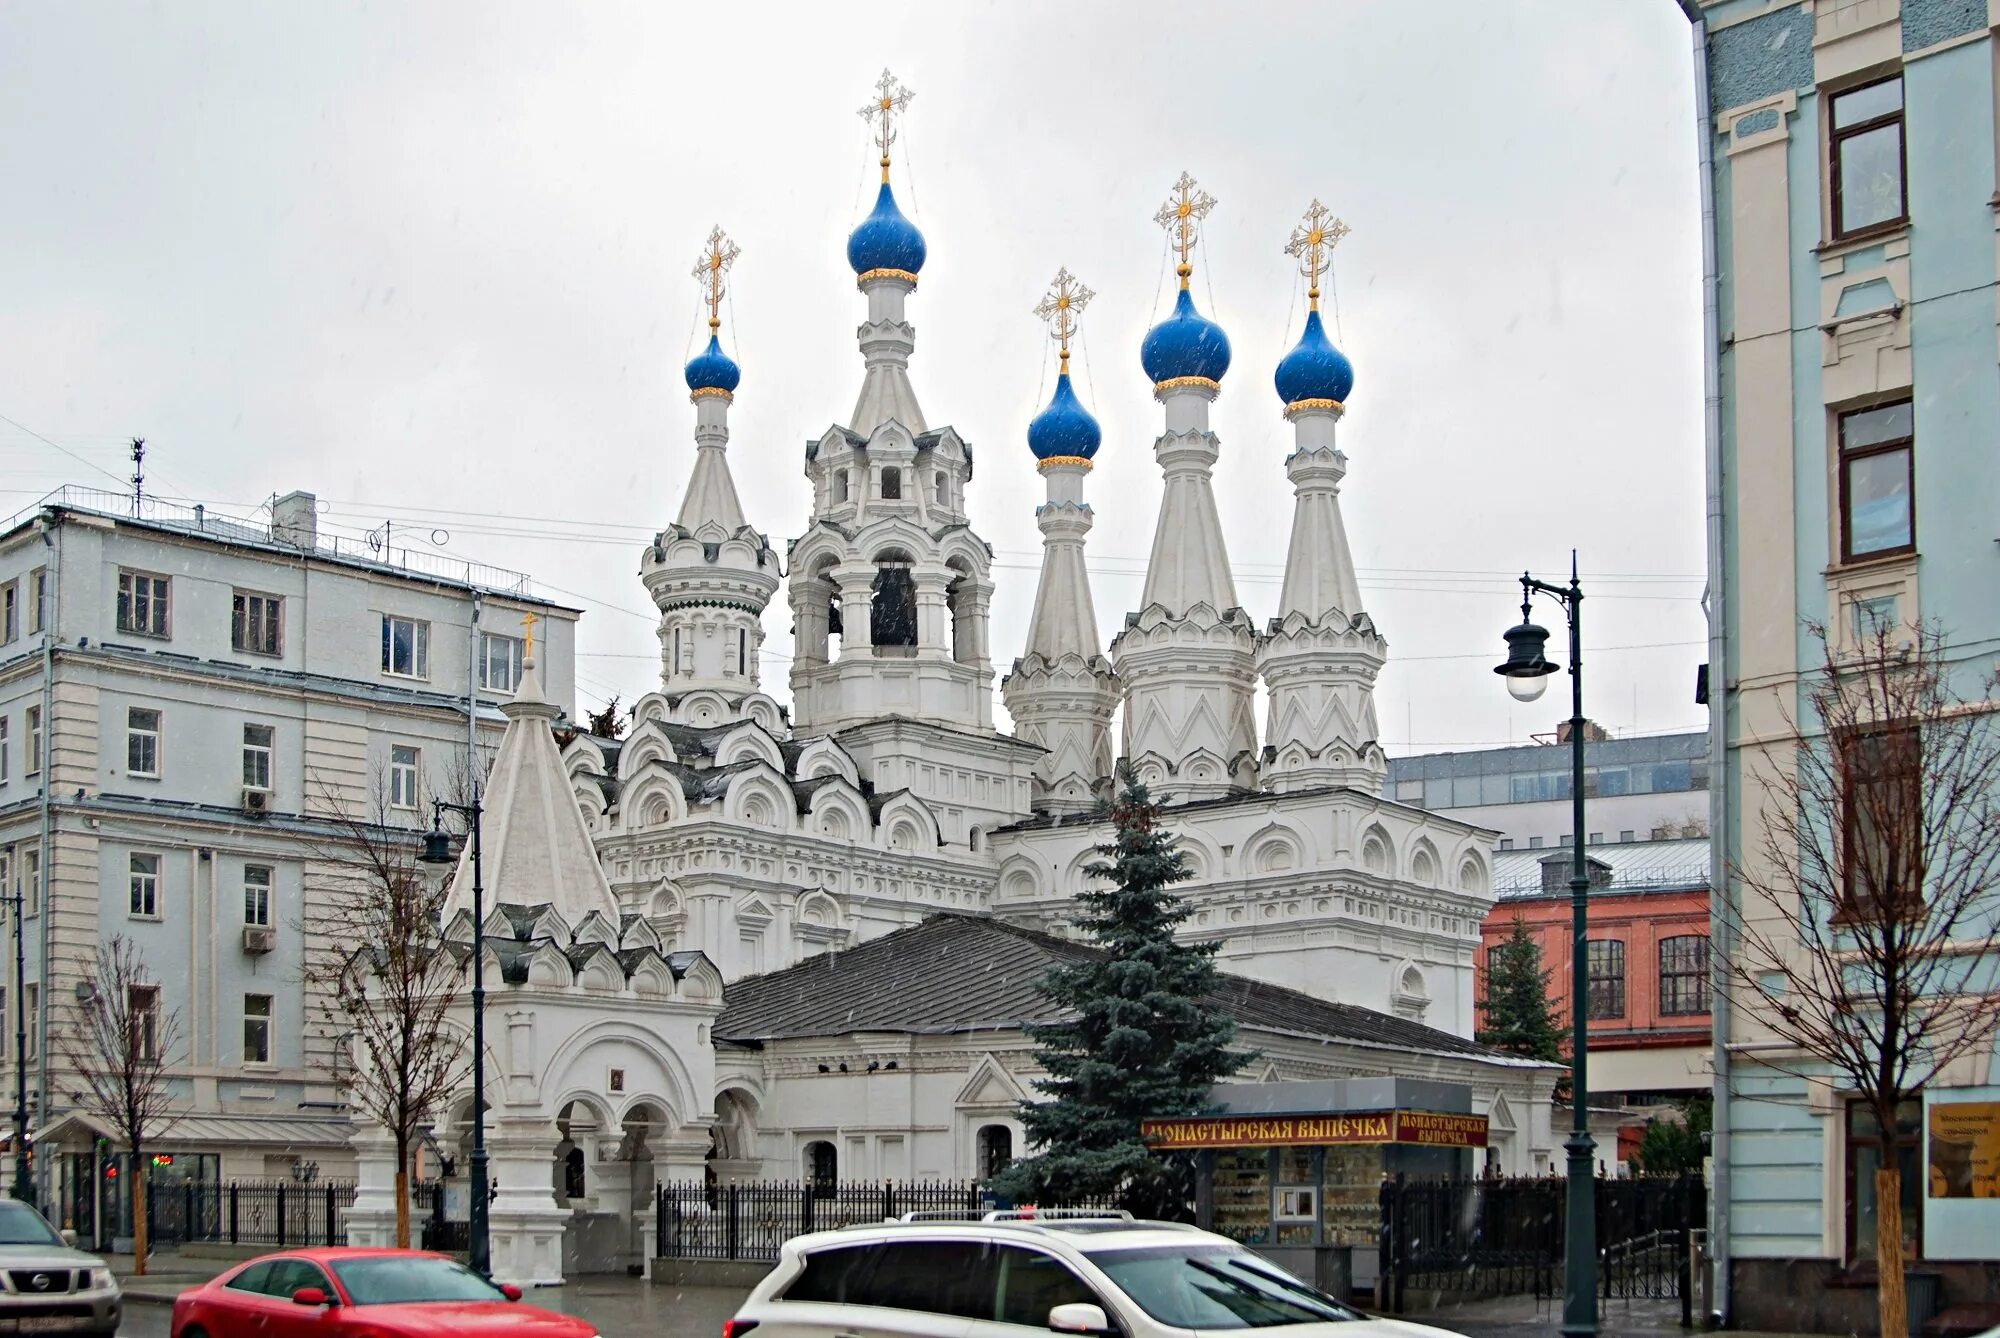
1283, 397, 1344, 420
856, 268, 919, 288
1035, 455, 1095, 473
1153, 375, 1222, 399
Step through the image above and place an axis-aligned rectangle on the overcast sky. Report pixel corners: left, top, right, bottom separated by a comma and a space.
0, 1, 1706, 756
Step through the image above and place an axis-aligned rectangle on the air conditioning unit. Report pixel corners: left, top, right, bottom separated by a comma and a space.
243, 926, 277, 954
242, 788, 271, 815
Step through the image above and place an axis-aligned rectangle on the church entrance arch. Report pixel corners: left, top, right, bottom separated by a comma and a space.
557, 1096, 666, 1276
708, 1088, 762, 1184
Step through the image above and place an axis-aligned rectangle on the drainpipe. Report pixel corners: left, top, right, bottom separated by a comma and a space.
1675, 0, 1730, 1325
33, 515, 59, 1212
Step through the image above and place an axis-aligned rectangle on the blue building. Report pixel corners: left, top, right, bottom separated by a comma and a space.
1693, 0, 2000, 1328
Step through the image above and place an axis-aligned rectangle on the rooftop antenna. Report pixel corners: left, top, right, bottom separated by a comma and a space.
129, 438, 146, 516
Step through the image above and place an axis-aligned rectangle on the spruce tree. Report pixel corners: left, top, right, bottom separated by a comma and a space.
1477, 916, 1563, 1065
993, 774, 1247, 1219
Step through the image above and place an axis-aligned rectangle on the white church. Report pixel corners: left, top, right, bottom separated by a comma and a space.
345, 74, 1561, 1283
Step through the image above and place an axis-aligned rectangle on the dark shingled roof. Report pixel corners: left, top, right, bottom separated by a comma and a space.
714, 914, 1523, 1064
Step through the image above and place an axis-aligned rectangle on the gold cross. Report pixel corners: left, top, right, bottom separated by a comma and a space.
1032, 268, 1095, 370
1284, 200, 1349, 312
521, 609, 538, 660
857, 69, 915, 184
1153, 171, 1217, 291
690, 226, 741, 334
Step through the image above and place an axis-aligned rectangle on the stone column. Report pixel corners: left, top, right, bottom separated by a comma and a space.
486, 1115, 567, 1288
343, 1127, 402, 1247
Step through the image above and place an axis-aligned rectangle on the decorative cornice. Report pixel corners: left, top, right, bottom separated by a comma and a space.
689, 387, 734, 403
857, 268, 919, 288
1034, 455, 1094, 473
1152, 375, 1221, 399
1283, 397, 1344, 421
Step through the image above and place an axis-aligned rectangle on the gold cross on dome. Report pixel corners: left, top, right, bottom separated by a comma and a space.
690, 226, 741, 333
1285, 200, 1349, 312
521, 609, 538, 660
1033, 268, 1095, 369
1154, 172, 1217, 291
857, 69, 915, 183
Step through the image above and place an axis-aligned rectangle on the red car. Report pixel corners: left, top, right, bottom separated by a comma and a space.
171, 1248, 599, 1338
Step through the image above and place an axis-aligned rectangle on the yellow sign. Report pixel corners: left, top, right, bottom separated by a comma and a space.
1928, 1101, 2000, 1199
1141, 1110, 1488, 1151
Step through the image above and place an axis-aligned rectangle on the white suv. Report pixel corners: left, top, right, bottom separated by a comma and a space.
727, 1211, 1460, 1338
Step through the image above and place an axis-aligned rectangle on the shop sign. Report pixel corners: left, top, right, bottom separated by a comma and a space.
1141, 1109, 1488, 1150
1928, 1101, 2000, 1199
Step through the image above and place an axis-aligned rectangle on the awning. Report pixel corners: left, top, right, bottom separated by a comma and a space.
33, 1111, 351, 1150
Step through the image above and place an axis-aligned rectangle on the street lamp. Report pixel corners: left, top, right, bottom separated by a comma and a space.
1494, 557, 1596, 1338
418, 796, 489, 1278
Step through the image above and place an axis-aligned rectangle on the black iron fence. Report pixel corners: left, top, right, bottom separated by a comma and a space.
1377, 1173, 1704, 1320
413, 1181, 471, 1253
656, 1181, 1118, 1264
146, 1180, 357, 1249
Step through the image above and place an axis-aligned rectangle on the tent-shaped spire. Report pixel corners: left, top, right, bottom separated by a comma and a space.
443, 649, 618, 925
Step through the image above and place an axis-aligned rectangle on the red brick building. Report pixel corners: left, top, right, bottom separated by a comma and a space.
1477, 839, 1711, 1108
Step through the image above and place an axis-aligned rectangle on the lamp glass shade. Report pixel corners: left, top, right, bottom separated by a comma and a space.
1505, 673, 1550, 704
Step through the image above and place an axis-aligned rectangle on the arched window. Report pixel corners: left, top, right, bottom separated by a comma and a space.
563, 1146, 587, 1201
871, 550, 917, 648
737, 628, 749, 678
880, 466, 902, 500
934, 471, 947, 504
805, 1140, 838, 1196
946, 557, 977, 665
834, 469, 850, 503
978, 1125, 1013, 1180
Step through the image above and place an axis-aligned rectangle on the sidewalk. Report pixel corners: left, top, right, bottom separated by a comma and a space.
1417, 1293, 1822, 1337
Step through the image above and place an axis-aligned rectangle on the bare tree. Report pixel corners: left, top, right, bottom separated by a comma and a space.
1720, 614, 2000, 1338
304, 775, 467, 1249
55, 936, 183, 1276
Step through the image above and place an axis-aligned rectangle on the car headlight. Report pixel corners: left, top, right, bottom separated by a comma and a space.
88, 1268, 115, 1290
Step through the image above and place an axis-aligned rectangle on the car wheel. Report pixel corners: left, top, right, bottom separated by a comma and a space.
179, 1325, 210, 1338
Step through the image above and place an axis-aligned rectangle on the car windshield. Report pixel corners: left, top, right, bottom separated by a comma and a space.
1087, 1244, 1358, 1329
329, 1256, 508, 1305
0, 1202, 63, 1247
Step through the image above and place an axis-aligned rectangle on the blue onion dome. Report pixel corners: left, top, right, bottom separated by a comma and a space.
1027, 370, 1102, 461
846, 182, 927, 276
1140, 288, 1232, 386
684, 332, 741, 394
1273, 309, 1354, 406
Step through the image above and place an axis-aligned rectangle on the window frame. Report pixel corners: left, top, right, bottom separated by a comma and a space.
1829, 75, 1909, 242
22, 985, 34, 1061
231, 590, 284, 657
243, 864, 272, 927
129, 852, 161, 920
127, 707, 162, 780
1837, 399, 1915, 564
0, 715, 9, 784
21, 847, 38, 918
129, 984, 159, 1061
389, 745, 421, 811
1, 581, 16, 644
1657, 935, 1711, 1017
1585, 938, 1626, 1021
24, 707, 40, 778
479, 632, 523, 694
1844, 1098, 1922, 1263
242, 722, 275, 792
26, 569, 45, 635
242, 993, 273, 1066
380, 614, 431, 680
115, 569, 172, 639
1838, 720, 1921, 918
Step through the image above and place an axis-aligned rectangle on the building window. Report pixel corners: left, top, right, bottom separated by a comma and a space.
115, 570, 171, 638
1658, 936, 1710, 1016
22, 986, 35, 1061
880, 466, 901, 500
1, 581, 15, 643
24, 707, 39, 778
0, 716, 8, 783
1527, 836, 1543, 849
21, 847, 38, 918
1620, 830, 1636, 843
480, 633, 522, 693
1838, 400, 1914, 562
242, 723, 274, 792
1497, 838, 1514, 851
26, 569, 45, 635
243, 994, 272, 1065
1830, 76, 1906, 240
243, 865, 272, 927
805, 1140, 837, 1195
1846, 1100, 1921, 1262
231, 591, 283, 656
934, 472, 947, 504
129, 853, 160, 918
834, 470, 850, 503
736, 628, 748, 678
126, 708, 162, 779
130, 985, 159, 1060
389, 746, 420, 811
380, 615, 430, 679
1840, 722, 1920, 915
1585, 939, 1625, 1020
1588, 832, 1603, 845
978, 1124, 1013, 1180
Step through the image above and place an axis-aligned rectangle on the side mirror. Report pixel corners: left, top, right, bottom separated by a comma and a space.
291, 1287, 330, 1307
500, 1283, 523, 1302
1048, 1302, 1112, 1335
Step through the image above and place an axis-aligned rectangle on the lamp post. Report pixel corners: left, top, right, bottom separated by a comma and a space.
8, 864, 29, 1208
1494, 556, 1596, 1338
419, 796, 489, 1278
